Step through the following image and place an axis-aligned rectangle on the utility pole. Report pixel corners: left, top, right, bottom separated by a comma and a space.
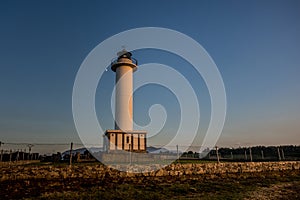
69, 142, 73, 166
215, 146, 220, 163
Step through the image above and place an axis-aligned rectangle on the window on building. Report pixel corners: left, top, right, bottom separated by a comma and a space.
126, 136, 130, 143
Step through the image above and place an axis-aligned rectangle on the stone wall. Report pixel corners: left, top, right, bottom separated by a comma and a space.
1, 161, 299, 181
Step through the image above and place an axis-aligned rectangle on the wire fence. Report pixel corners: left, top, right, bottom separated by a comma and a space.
0, 141, 300, 163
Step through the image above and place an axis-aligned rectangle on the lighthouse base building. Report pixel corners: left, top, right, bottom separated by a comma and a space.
104, 130, 147, 152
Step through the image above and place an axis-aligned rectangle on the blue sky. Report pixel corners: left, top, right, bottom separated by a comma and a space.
0, 0, 300, 152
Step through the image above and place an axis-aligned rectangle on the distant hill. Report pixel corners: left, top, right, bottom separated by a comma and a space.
62, 147, 103, 157
147, 146, 177, 154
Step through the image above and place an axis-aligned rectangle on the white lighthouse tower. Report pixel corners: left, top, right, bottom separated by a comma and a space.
113, 50, 136, 131
104, 50, 147, 152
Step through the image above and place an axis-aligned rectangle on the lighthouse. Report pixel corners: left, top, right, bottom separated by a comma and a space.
104, 50, 147, 152
112, 50, 136, 131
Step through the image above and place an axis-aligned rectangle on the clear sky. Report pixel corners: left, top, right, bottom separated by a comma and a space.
1, 0, 300, 153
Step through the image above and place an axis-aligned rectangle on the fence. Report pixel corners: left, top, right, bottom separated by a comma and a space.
0, 141, 300, 163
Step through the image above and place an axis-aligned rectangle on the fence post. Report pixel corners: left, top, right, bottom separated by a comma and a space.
0, 142, 2, 162
215, 146, 220, 163
277, 147, 281, 161
249, 147, 253, 162
261, 150, 264, 160
27, 144, 34, 160
176, 145, 179, 162
9, 149, 12, 162
16, 150, 19, 162
69, 142, 73, 166
281, 148, 285, 160
0, 149, 3, 162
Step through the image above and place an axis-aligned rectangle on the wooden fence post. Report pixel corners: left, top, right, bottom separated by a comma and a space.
249, 147, 253, 162
69, 142, 73, 166
215, 146, 220, 163
9, 149, 12, 162
0, 149, 3, 162
277, 147, 281, 161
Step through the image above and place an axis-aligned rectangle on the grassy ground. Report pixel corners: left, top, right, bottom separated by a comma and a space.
1, 168, 299, 200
